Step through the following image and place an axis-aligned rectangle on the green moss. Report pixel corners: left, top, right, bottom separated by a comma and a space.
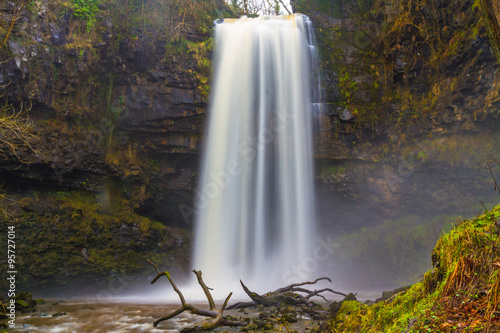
318, 164, 347, 183
187, 38, 215, 101
162, 37, 214, 101
330, 204, 500, 332
71, 0, 101, 32
432, 207, 500, 278
310, 0, 487, 133
296, 0, 343, 18
416, 151, 427, 161
334, 300, 369, 330
0, 190, 188, 292
385, 132, 500, 171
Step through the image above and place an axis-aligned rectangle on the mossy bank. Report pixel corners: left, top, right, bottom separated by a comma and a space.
329, 203, 500, 332
0, 190, 190, 294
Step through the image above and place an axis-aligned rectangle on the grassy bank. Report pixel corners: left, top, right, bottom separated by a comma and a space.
330, 204, 500, 332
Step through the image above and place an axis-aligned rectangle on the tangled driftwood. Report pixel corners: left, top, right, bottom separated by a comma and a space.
148, 260, 349, 331
227, 277, 347, 310
148, 260, 246, 332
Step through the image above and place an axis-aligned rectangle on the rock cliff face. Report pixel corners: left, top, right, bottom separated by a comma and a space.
305, 0, 500, 224
1, 0, 500, 290
0, 0, 228, 224
300, 0, 500, 288
0, 0, 227, 292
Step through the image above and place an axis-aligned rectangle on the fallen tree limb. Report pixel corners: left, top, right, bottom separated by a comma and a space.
305, 288, 347, 301
227, 277, 347, 310
240, 280, 276, 306
148, 259, 246, 332
271, 277, 333, 294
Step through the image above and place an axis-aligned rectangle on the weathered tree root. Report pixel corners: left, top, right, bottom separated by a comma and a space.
227, 277, 347, 310
148, 259, 247, 332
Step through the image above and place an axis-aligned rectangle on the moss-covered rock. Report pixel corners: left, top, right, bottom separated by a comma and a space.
14, 300, 30, 311
13, 292, 37, 313
0, 190, 190, 295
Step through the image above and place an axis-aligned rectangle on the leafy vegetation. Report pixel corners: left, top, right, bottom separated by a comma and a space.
71, 0, 101, 31
329, 204, 500, 332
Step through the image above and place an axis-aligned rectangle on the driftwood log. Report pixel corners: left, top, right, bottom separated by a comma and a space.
227, 277, 347, 310
148, 260, 246, 332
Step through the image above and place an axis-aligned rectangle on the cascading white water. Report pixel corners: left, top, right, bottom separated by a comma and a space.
193, 14, 320, 292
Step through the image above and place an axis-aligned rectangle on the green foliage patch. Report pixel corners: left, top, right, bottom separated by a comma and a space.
71, 0, 101, 31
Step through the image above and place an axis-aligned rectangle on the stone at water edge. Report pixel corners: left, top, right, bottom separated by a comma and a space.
329, 292, 358, 317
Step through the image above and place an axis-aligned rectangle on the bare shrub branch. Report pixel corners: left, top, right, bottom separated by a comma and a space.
0, 100, 41, 163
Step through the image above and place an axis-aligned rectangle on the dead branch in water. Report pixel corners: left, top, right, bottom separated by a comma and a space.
227, 277, 347, 310
147, 259, 246, 332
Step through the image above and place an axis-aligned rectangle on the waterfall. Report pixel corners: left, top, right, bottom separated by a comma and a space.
193, 14, 320, 292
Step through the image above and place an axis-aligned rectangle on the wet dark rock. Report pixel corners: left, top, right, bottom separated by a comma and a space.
312, 310, 329, 320
242, 318, 275, 331
258, 311, 272, 320
16, 292, 34, 304
329, 301, 342, 316
52, 311, 67, 317
339, 108, 353, 121
14, 293, 38, 312
375, 285, 411, 303
20, 308, 37, 313
15, 300, 30, 310
282, 309, 299, 323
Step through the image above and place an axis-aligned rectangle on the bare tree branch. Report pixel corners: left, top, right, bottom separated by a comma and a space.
147, 260, 247, 331
228, 277, 347, 310
272, 277, 332, 293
